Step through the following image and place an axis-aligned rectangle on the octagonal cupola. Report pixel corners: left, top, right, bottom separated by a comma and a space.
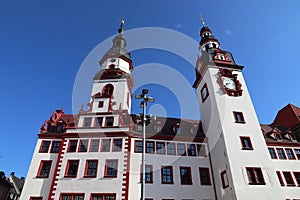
199, 25, 220, 52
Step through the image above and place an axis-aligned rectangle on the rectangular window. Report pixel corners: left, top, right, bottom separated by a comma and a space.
197, 144, 206, 157
90, 139, 100, 152
65, 160, 79, 177
276, 171, 285, 186
60, 194, 84, 200
39, 141, 51, 153
268, 148, 277, 159
135, 140, 143, 153
95, 117, 103, 127
161, 166, 173, 184
240, 136, 253, 150
106, 117, 114, 127
283, 172, 295, 186
84, 160, 98, 177
177, 143, 186, 156
233, 111, 245, 123
101, 139, 111, 152
37, 160, 52, 178
104, 159, 118, 177
83, 117, 92, 127
30, 197, 43, 200
112, 139, 122, 152
98, 101, 104, 108
141, 165, 153, 184
78, 140, 88, 152
180, 167, 192, 185
246, 167, 265, 185
293, 172, 300, 185
68, 140, 78, 152
51, 141, 61, 153
91, 194, 116, 200
156, 142, 166, 154
221, 170, 229, 189
199, 167, 211, 185
167, 143, 176, 155
187, 144, 196, 156
294, 149, 300, 159
285, 148, 296, 159
276, 148, 286, 159
146, 141, 155, 154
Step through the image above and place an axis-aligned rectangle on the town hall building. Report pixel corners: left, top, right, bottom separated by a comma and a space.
20, 20, 300, 200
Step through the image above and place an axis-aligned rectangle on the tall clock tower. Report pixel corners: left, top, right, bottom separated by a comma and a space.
193, 25, 284, 199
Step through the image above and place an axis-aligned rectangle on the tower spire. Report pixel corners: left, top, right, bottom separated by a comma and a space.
200, 14, 205, 27
118, 18, 125, 34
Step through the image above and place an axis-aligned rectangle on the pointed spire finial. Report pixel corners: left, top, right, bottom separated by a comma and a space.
200, 14, 205, 27
118, 18, 125, 34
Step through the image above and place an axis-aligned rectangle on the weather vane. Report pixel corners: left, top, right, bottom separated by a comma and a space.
200, 14, 205, 27
118, 18, 125, 33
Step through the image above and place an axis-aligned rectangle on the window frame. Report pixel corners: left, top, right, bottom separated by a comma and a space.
245, 167, 265, 185
101, 139, 111, 152
166, 142, 176, 155
177, 143, 186, 156
199, 167, 212, 186
104, 159, 118, 178
161, 166, 174, 184
89, 139, 100, 152
37, 160, 52, 178
282, 171, 296, 186
276, 171, 285, 186
135, 140, 143, 153
112, 139, 122, 152
146, 141, 155, 154
65, 160, 80, 178
98, 101, 104, 108
60, 193, 85, 200
140, 164, 153, 184
268, 147, 277, 159
294, 149, 300, 159
221, 170, 229, 189
90, 193, 116, 200
179, 166, 193, 185
233, 111, 245, 123
30, 197, 43, 200
95, 117, 103, 127
293, 172, 300, 186
240, 136, 253, 150
83, 117, 92, 127
187, 144, 196, 156
156, 142, 166, 155
50, 141, 61, 153
67, 140, 78, 152
84, 160, 98, 178
78, 140, 88, 152
285, 148, 296, 160
276, 148, 287, 159
105, 117, 114, 127
197, 144, 206, 157
39, 140, 51, 153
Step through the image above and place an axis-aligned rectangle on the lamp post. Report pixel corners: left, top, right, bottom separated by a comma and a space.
135, 89, 154, 200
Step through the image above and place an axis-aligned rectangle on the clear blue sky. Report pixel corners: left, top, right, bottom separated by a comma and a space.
0, 0, 299, 177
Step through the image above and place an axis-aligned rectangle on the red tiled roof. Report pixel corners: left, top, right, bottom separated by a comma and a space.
273, 104, 300, 129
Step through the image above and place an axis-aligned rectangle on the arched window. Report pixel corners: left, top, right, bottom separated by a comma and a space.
103, 84, 114, 96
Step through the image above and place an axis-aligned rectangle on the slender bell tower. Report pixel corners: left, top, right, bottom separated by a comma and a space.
193, 21, 284, 199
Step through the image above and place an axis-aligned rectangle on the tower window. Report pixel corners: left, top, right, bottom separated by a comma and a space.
51, 141, 61, 153
95, 117, 103, 127
285, 149, 296, 159
104, 159, 118, 177
180, 167, 192, 185
103, 84, 114, 96
276, 171, 285, 186
112, 139, 122, 152
221, 170, 229, 189
233, 112, 245, 123
37, 160, 52, 178
83, 117, 92, 127
98, 101, 104, 108
268, 148, 277, 159
65, 160, 79, 177
90, 139, 100, 152
161, 166, 173, 184
39, 141, 51, 153
240, 136, 253, 150
283, 172, 295, 186
246, 167, 265, 185
68, 140, 78, 152
101, 139, 111, 152
78, 140, 88, 152
276, 148, 286, 159
199, 167, 211, 185
106, 117, 114, 127
84, 160, 98, 177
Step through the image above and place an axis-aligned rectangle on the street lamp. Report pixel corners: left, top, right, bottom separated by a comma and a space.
135, 89, 154, 200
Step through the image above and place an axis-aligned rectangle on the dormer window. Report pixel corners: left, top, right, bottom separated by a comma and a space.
137, 123, 143, 132
275, 133, 282, 141
174, 123, 181, 134
290, 134, 297, 141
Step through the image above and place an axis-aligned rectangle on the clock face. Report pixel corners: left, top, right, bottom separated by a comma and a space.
222, 77, 236, 90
